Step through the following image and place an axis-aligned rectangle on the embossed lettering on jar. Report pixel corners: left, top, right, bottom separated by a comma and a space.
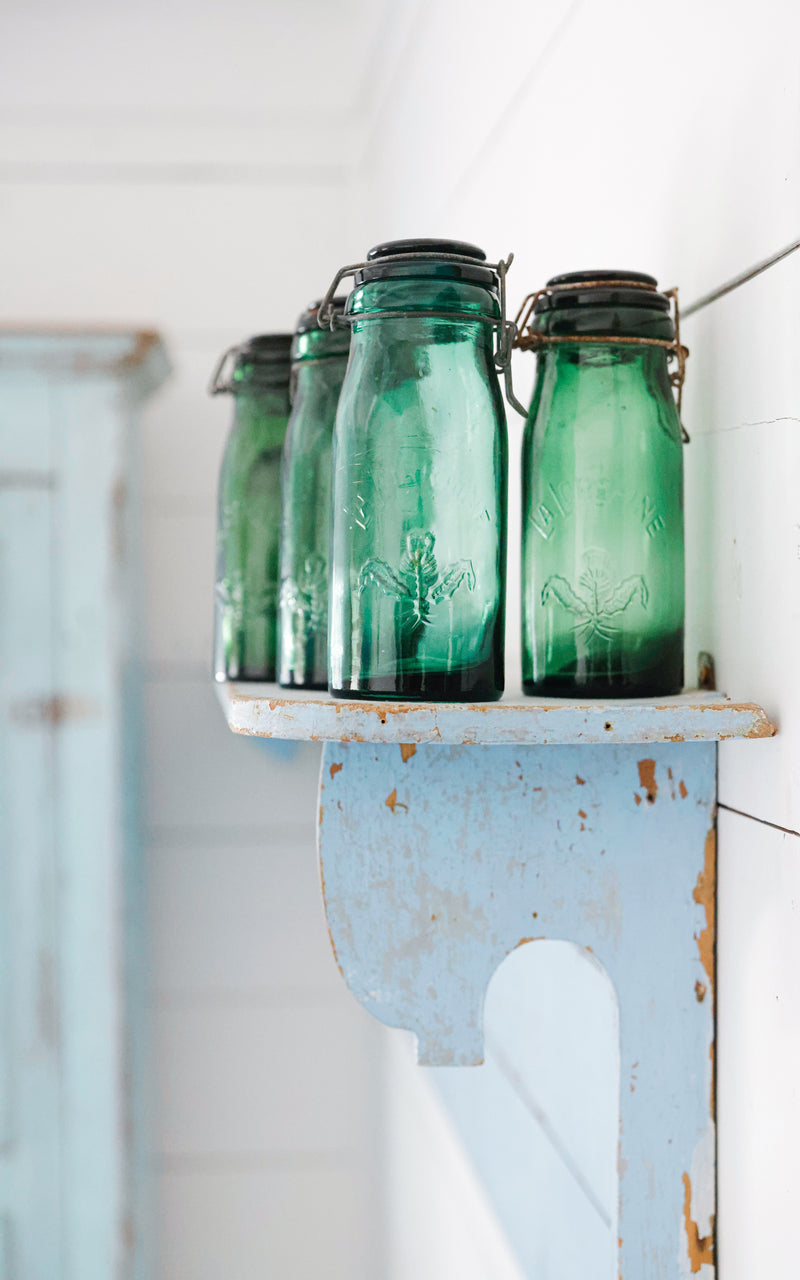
325, 239, 509, 701
518, 271, 687, 697
211, 334, 292, 683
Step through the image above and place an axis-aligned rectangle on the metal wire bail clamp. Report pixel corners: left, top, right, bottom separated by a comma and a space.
512, 280, 691, 442
208, 344, 240, 396
316, 251, 528, 417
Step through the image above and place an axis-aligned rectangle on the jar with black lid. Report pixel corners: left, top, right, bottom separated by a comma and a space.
321, 238, 513, 701
517, 270, 686, 697
211, 334, 292, 682
278, 298, 349, 689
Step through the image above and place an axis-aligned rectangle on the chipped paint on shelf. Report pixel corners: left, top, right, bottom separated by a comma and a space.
218, 681, 775, 746
318, 740, 717, 1277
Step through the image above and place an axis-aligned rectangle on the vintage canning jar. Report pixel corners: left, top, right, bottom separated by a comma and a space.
211, 334, 292, 682
517, 271, 687, 697
278, 298, 349, 688
322, 239, 513, 701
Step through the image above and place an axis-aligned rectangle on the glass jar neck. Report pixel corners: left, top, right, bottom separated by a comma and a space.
292, 351, 348, 400
292, 326, 350, 363
348, 275, 500, 325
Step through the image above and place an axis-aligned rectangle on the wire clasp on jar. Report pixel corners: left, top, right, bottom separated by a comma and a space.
317, 251, 529, 417
513, 278, 691, 441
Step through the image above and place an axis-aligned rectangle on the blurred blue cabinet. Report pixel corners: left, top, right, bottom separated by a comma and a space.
0, 331, 169, 1280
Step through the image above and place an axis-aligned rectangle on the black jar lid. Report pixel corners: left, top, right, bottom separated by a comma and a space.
295, 297, 348, 334
235, 333, 293, 363
534, 270, 671, 315
210, 332, 292, 394
356, 238, 497, 288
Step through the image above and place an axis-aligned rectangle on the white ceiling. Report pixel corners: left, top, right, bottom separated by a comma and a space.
0, 0, 391, 122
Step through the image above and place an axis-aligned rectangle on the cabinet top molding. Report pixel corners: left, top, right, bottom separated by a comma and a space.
0, 328, 169, 390
218, 682, 775, 746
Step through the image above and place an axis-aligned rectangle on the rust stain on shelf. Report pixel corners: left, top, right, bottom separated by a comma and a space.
679, 780, 688, 799
637, 759, 658, 803
400, 743, 417, 762
576, 774, 586, 785
682, 1172, 714, 1272
329, 762, 343, 778
695, 980, 707, 1003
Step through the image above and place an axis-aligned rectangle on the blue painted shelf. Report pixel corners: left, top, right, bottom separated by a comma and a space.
218, 680, 774, 746
219, 677, 774, 1277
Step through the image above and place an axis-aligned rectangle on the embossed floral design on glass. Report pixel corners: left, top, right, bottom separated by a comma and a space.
518, 271, 687, 697
324, 239, 510, 701
211, 334, 292, 682
278, 299, 349, 688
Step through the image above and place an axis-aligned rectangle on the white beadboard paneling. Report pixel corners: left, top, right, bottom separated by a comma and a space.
682, 251, 800, 830
0, 181, 356, 333
143, 677, 321, 831
0, 118, 357, 171
698, 416, 799, 829
360, 0, 577, 234
385, 1035, 526, 1280
158, 1165, 372, 1280
361, 0, 800, 311
143, 510, 215, 668
147, 836, 342, 997
154, 1002, 379, 1157
717, 808, 800, 1278
140, 343, 230, 503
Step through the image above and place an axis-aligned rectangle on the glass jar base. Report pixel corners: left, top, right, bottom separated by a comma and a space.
331, 663, 503, 703
279, 677, 328, 691
523, 671, 683, 700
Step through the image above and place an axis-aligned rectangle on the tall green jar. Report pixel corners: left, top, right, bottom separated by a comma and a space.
519, 271, 686, 697
324, 239, 509, 702
211, 334, 292, 682
278, 298, 349, 688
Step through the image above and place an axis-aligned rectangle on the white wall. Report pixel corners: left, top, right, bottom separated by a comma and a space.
3, 1, 799, 1275
0, 3, 392, 1274
357, 1, 800, 1275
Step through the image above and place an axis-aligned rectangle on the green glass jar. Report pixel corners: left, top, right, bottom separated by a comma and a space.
519, 271, 686, 697
278, 298, 349, 688
211, 334, 292, 682
323, 239, 511, 701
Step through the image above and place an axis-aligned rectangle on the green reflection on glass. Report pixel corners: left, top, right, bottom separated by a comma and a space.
522, 336, 684, 696
330, 267, 507, 701
214, 353, 291, 683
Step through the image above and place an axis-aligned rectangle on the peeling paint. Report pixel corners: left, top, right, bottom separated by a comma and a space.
400, 743, 417, 762
576, 774, 586, 785
679, 780, 688, 799
682, 1172, 714, 1272
637, 758, 658, 803
695, 980, 707, 1003
221, 683, 776, 744
693, 829, 716, 985
385, 788, 408, 814
330, 762, 343, 778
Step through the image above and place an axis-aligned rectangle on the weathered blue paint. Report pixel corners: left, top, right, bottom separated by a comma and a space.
222, 679, 774, 745
0, 332, 169, 1280
319, 741, 716, 1278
